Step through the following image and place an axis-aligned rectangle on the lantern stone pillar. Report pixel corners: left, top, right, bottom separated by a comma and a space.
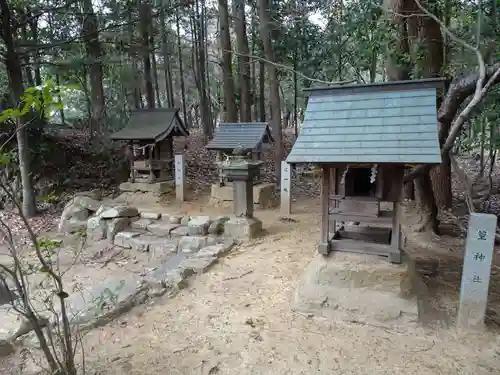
222, 147, 263, 240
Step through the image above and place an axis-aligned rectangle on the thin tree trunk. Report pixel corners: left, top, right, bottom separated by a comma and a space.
175, 6, 188, 125
258, 0, 283, 183
234, 0, 252, 122
82, 0, 106, 132
1, 2, 37, 218
160, 0, 175, 107
259, 60, 265, 122
140, 0, 155, 109
219, 0, 238, 122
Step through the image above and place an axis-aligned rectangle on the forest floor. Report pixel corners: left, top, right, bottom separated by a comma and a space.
1, 129, 500, 374
74, 195, 500, 375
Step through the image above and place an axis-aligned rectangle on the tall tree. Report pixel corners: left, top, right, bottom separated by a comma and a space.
234, 0, 252, 122
0, 1, 37, 217
219, 0, 238, 122
81, 0, 106, 132
258, 0, 283, 182
139, 0, 155, 109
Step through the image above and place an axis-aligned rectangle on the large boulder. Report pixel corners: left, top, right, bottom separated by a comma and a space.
58, 190, 102, 233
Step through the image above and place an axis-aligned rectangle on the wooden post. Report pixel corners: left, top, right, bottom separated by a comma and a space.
127, 142, 135, 182
175, 154, 186, 201
148, 145, 155, 183
389, 167, 404, 264
280, 161, 291, 215
330, 168, 337, 236
318, 166, 331, 255
216, 151, 224, 186
389, 201, 402, 264
457, 213, 497, 331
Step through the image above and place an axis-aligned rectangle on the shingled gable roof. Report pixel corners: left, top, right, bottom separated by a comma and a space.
205, 122, 274, 151
110, 108, 189, 142
286, 78, 445, 165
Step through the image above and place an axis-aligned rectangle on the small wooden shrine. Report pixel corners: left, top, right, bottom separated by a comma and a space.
205, 122, 274, 185
286, 78, 444, 263
111, 108, 189, 183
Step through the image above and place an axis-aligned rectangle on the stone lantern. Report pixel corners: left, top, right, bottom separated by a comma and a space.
221, 146, 263, 239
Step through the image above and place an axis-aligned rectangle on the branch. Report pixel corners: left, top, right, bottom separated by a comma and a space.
228, 50, 356, 85
438, 63, 500, 124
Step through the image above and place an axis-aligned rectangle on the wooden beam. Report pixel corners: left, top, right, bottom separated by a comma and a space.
318, 166, 331, 255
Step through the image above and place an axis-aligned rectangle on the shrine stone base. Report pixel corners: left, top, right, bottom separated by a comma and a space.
224, 216, 262, 240
293, 252, 419, 329
119, 181, 175, 195
210, 183, 276, 208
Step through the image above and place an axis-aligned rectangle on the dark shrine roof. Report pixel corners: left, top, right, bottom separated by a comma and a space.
205, 122, 274, 151
286, 78, 444, 165
110, 108, 189, 142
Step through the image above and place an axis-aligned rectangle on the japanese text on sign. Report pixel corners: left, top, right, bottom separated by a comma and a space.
476, 230, 488, 241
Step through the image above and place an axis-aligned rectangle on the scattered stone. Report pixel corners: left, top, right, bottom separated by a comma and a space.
214, 215, 230, 223
147, 222, 180, 237
196, 242, 235, 259
187, 216, 212, 235
140, 212, 161, 220
64, 276, 147, 327
72, 195, 101, 211
179, 257, 218, 274
60, 218, 87, 234
180, 216, 191, 225
9, 317, 50, 341
64, 204, 90, 221
168, 215, 182, 224
178, 236, 211, 253
58, 201, 92, 233
87, 216, 107, 241
107, 217, 131, 242
114, 231, 141, 248
145, 267, 191, 298
100, 206, 139, 219
148, 239, 178, 260
208, 220, 224, 235
0, 340, 14, 358
171, 226, 190, 237
131, 218, 153, 230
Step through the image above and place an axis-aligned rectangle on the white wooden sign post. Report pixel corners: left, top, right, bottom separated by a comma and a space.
280, 161, 291, 215
175, 154, 186, 201
457, 212, 498, 331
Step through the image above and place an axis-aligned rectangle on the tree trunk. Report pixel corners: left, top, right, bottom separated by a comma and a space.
193, 0, 212, 139
384, 0, 439, 233
0, 3, 37, 217
234, 0, 252, 122
175, 6, 188, 125
139, 0, 155, 109
259, 60, 265, 122
160, 0, 174, 107
82, 0, 106, 132
218, 0, 238, 122
258, 0, 283, 183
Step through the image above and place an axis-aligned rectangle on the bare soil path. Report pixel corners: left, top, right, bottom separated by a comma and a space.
76, 196, 500, 375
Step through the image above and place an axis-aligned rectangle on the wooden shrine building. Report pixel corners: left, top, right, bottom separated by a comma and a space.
286, 78, 444, 263
206, 122, 274, 185
111, 108, 189, 183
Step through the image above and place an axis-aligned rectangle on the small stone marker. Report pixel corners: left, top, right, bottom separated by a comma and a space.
280, 161, 291, 215
175, 154, 185, 201
457, 212, 498, 331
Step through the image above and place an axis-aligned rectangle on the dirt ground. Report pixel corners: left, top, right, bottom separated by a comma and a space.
66, 194, 498, 375
2, 192, 500, 374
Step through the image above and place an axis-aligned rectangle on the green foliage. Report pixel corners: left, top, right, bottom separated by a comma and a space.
0, 81, 77, 123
